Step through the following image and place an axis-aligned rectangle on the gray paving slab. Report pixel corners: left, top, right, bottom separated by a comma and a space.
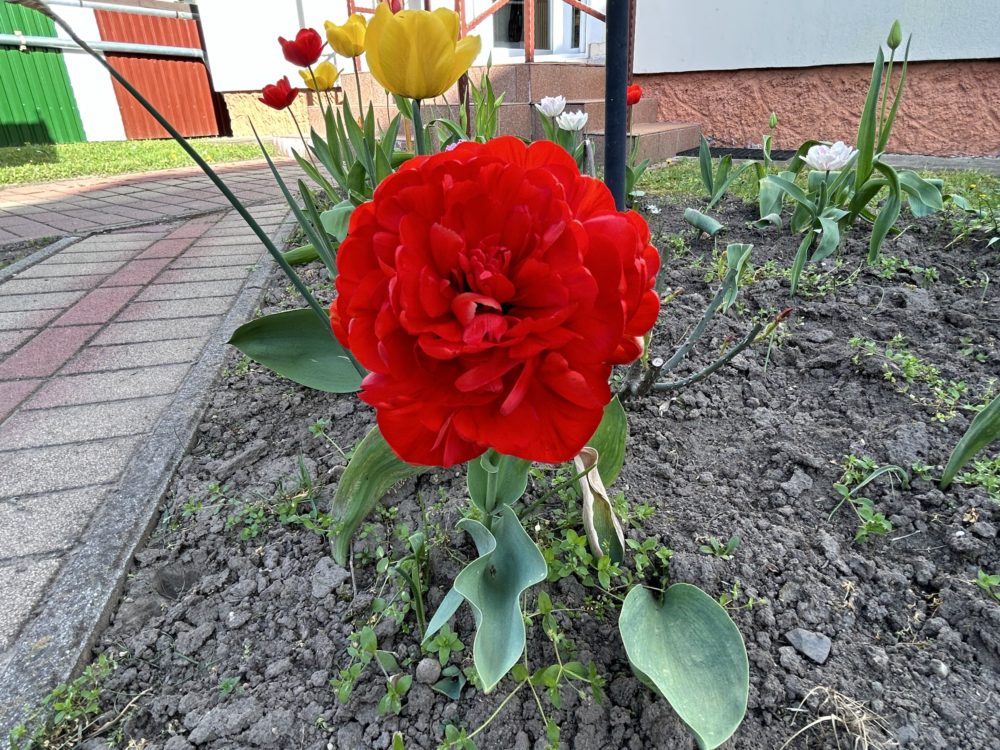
0, 486, 110, 558
90, 316, 223, 346
61, 338, 205, 374
0, 290, 85, 313
135, 278, 245, 302
157, 266, 249, 283
0, 275, 109, 295
0, 437, 141, 497
0, 330, 32, 355
115, 297, 234, 321
24, 363, 192, 409
0, 557, 61, 650
14, 259, 124, 279
0, 308, 60, 332
168, 253, 262, 270
0, 396, 171, 449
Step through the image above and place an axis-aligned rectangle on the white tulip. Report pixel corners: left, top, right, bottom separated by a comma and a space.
535, 95, 566, 118
556, 110, 588, 132
802, 141, 858, 171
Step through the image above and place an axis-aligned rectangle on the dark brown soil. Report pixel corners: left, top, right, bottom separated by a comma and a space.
88, 195, 1000, 750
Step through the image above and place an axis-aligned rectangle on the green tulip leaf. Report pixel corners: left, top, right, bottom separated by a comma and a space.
281, 243, 320, 265
229, 308, 362, 393
586, 397, 628, 486
320, 199, 355, 242
940, 392, 1000, 490
330, 425, 427, 564
683, 208, 724, 237
467, 450, 532, 514
449, 505, 547, 693
619, 584, 749, 750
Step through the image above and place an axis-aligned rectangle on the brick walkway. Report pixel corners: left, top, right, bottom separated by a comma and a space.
0, 164, 299, 718
0, 160, 293, 249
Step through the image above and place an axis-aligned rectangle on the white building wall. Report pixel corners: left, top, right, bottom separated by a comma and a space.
634, 0, 1000, 74
54, 7, 126, 141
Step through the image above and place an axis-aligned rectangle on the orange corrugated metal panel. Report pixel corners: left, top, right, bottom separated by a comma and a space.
95, 9, 219, 139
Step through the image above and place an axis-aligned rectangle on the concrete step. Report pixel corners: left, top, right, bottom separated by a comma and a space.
561, 97, 658, 134
588, 122, 702, 166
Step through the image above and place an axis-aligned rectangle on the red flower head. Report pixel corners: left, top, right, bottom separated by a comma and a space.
387, 0, 404, 12
278, 28, 324, 67
331, 137, 660, 467
626, 84, 643, 106
259, 76, 299, 110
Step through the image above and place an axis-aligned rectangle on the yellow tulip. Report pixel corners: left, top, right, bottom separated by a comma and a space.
365, 3, 481, 100
325, 14, 367, 58
299, 60, 339, 92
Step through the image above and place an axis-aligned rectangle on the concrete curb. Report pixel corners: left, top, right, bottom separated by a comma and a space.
0, 236, 81, 285
0, 208, 296, 734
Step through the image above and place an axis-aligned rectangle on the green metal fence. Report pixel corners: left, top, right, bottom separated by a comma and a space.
0, 3, 85, 147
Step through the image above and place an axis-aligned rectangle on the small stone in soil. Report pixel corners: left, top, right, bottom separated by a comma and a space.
784, 628, 832, 664
415, 657, 441, 684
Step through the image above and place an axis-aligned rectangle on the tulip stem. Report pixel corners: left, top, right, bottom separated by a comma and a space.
352, 55, 364, 119
412, 98, 427, 155
288, 110, 316, 167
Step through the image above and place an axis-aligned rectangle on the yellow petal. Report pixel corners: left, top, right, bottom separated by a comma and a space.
431, 7, 460, 41
447, 34, 481, 92
365, 3, 393, 94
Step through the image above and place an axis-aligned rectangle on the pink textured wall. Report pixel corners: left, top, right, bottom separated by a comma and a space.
638, 60, 1000, 157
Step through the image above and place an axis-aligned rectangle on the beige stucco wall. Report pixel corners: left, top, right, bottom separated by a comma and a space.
638, 60, 1000, 157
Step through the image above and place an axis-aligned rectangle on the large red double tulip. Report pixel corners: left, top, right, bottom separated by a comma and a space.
331, 137, 660, 467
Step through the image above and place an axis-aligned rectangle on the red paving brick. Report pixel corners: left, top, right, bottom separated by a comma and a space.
52, 286, 142, 327
134, 238, 197, 260
101, 258, 172, 287
0, 325, 99, 380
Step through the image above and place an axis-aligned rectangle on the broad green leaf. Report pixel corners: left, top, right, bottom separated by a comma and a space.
869, 161, 902, 263
698, 136, 713, 194
282, 243, 319, 265
587, 397, 628, 485
812, 215, 841, 262
683, 208, 724, 237
788, 232, 814, 297
754, 213, 782, 229
229, 308, 362, 393
453, 505, 547, 692
898, 171, 943, 217
330, 426, 427, 564
722, 244, 753, 311
320, 199, 355, 242
467, 450, 532, 513
620, 584, 748, 750
765, 175, 816, 214
941, 393, 1000, 490
855, 45, 885, 190
573, 447, 625, 563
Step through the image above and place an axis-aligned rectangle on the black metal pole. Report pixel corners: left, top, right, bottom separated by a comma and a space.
604, 0, 629, 210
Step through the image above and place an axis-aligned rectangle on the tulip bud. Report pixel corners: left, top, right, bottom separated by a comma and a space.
887, 20, 902, 50
768, 111, 778, 130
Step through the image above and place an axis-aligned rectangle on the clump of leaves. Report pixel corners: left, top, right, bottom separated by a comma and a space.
975, 570, 1000, 602
700, 534, 741, 560
831, 455, 908, 543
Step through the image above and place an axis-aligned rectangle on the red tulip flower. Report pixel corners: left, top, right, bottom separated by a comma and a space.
259, 76, 299, 110
331, 137, 660, 467
388, 0, 403, 12
626, 84, 643, 106
278, 28, 324, 67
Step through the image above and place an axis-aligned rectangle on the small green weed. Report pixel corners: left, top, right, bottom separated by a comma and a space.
8, 654, 116, 750
975, 570, 1000, 602
955, 454, 1000, 504
831, 455, 909, 543
699, 534, 741, 560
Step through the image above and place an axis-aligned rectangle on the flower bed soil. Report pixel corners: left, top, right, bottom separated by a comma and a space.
88, 195, 999, 750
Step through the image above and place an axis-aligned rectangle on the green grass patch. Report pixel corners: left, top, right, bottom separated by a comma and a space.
0, 138, 272, 186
